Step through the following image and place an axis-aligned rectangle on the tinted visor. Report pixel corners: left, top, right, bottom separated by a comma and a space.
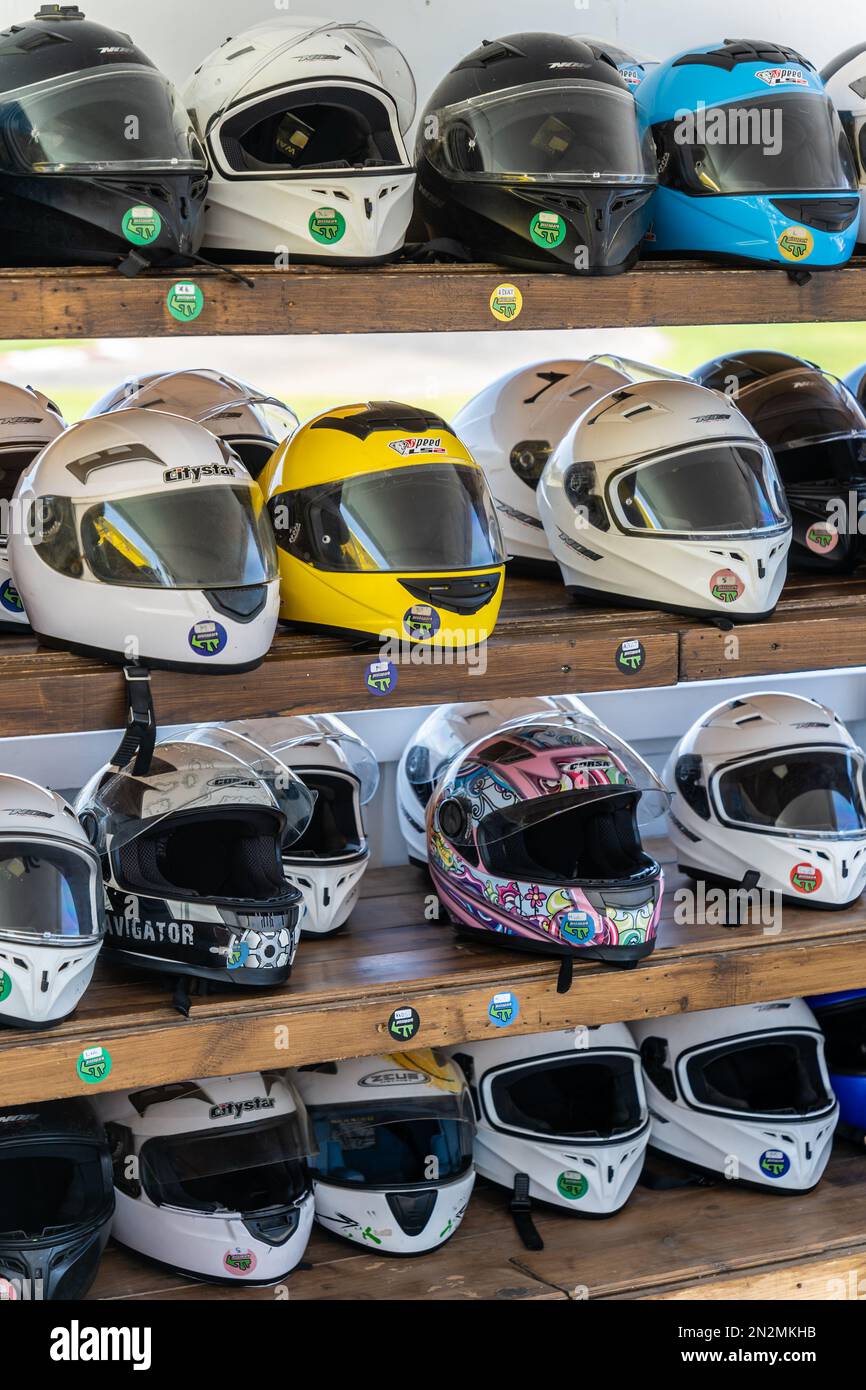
714, 749, 866, 838
814, 998, 866, 1075
685, 1034, 834, 1118
488, 1052, 645, 1140
140, 1113, 311, 1214
736, 370, 866, 450
308, 1096, 474, 1187
776, 436, 866, 493
611, 443, 789, 536
0, 842, 102, 944
0, 1142, 108, 1238
219, 86, 404, 174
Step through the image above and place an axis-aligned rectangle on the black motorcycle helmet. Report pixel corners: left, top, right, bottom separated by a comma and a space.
693, 350, 866, 573
415, 32, 656, 274
0, 5, 207, 272
0, 1098, 114, 1300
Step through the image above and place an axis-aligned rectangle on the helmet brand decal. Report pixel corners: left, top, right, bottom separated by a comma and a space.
388, 437, 445, 456
358, 1069, 427, 1087
754, 67, 808, 86
556, 1170, 589, 1200
163, 463, 237, 483
76, 1045, 112, 1085
777, 225, 814, 262
223, 1247, 257, 1276
107, 913, 194, 945
387, 1006, 421, 1042
308, 207, 346, 245
209, 1098, 275, 1120
188, 620, 228, 657
790, 862, 822, 894
710, 568, 745, 604
488, 990, 519, 1027
759, 1148, 791, 1178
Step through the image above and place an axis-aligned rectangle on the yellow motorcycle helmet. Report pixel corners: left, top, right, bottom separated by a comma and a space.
260, 402, 506, 647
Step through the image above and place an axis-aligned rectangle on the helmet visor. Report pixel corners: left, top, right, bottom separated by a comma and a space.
812, 996, 866, 1074
0, 841, 103, 945
253, 715, 380, 806
609, 442, 790, 537
273, 464, 504, 573
0, 1142, 109, 1239
307, 1094, 475, 1187
682, 1032, 835, 1121
426, 80, 655, 184
486, 1051, 647, 1143
712, 748, 866, 840
168, 727, 318, 845
735, 369, 866, 450
0, 66, 205, 174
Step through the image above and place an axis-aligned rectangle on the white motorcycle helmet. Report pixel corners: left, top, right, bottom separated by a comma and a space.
184, 16, 416, 263
449, 1025, 649, 1228
197, 716, 379, 937
10, 407, 280, 671
292, 1050, 475, 1255
0, 775, 105, 1029
95, 1072, 315, 1285
537, 377, 792, 620
397, 695, 594, 865
0, 381, 66, 630
821, 45, 866, 245
666, 691, 866, 906
453, 359, 630, 564
632, 1000, 838, 1192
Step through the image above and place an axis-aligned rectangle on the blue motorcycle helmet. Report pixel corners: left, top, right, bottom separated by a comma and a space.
807, 991, 866, 1143
636, 39, 860, 270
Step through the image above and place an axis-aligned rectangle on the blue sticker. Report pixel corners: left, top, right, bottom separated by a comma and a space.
403, 604, 441, 641
365, 659, 398, 697
0, 579, 24, 615
188, 620, 228, 657
759, 1148, 791, 1179
560, 910, 595, 945
488, 990, 519, 1028
226, 939, 249, 970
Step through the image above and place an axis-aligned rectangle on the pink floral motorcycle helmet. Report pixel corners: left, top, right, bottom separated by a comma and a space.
424, 710, 669, 967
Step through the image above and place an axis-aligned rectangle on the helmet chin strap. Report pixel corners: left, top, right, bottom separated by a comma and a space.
109, 664, 156, 776
510, 1172, 544, 1251
115, 247, 255, 290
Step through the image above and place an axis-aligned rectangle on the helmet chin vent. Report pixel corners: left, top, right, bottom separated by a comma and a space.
204, 585, 268, 621
399, 572, 501, 615
771, 198, 859, 233
243, 1204, 301, 1247
385, 1189, 437, 1236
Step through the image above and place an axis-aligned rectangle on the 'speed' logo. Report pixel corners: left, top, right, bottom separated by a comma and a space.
388, 437, 445, 456
755, 66, 808, 86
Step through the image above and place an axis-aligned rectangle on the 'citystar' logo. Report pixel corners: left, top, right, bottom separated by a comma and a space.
50, 1321, 152, 1371
388, 437, 445, 456
163, 463, 236, 483
209, 1097, 276, 1120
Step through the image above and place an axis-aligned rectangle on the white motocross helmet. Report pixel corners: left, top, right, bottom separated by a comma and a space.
537, 377, 792, 620
453, 359, 630, 564
95, 1072, 315, 1285
632, 1000, 839, 1192
448, 1025, 649, 1218
293, 1050, 475, 1254
0, 775, 105, 1029
11, 407, 279, 671
202, 716, 379, 936
665, 691, 866, 906
184, 17, 417, 263
821, 45, 866, 244
0, 381, 66, 630
396, 694, 594, 865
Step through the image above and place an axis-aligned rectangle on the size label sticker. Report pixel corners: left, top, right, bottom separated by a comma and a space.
790, 862, 822, 894
615, 638, 646, 675
167, 282, 204, 322
490, 283, 523, 322
805, 523, 838, 555
710, 569, 745, 604
488, 991, 519, 1027
777, 225, 814, 263
309, 207, 346, 244
387, 1006, 420, 1042
366, 659, 398, 697
76, 1045, 112, 1085
530, 211, 566, 248
122, 205, 162, 245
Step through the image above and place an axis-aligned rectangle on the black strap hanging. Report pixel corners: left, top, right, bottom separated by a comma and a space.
510, 1173, 544, 1251
556, 956, 574, 994
109, 664, 156, 775
726, 869, 761, 927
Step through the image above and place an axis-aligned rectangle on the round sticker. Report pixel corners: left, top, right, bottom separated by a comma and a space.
188, 620, 228, 657
122, 205, 162, 246
387, 1006, 420, 1043
806, 523, 839, 555
0, 970, 11, 1004
710, 568, 745, 605
777, 225, 814, 263
488, 990, 519, 1028
308, 207, 346, 245
403, 604, 441, 641
223, 1247, 257, 1277
759, 1148, 791, 1179
490, 283, 523, 323
167, 281, 205, 322
790, 862, 822, 895
615, 638, 646, 675
557, 1170, 589, 1201
226, 939, 250, 971
0, 1278, 18, 1301
560, 910, 595, 945
76, 1045, 112, 1086
365, 659, 398, 697
0, 579, 24, 615
530, 211, 567, 249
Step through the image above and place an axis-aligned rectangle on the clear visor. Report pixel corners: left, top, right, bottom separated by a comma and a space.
248, 715, 380, 806
487, 1051, 646, 1142
192, 394, 298, 448
735, 368, 866, 451
307, 1094, 475, 1188
712, 748, 866, 840
0, 841, 103, 945
609, 441, 790, 537
682, 1033, 835, 1120
0, 65, 206, 174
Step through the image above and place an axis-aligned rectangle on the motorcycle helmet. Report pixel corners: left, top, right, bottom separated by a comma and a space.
10, 407, 280, 672
0, 381, 65, 630
666, 691, 866, 907
632, 999, 839, 1191
806, 990, 866, 1144
292, 1049, 475, 1254
198, 716, 379, 937
74, 727, 314, 989
95, 1072, 314, 1284
0, 5, 207, 270
449, 1025, 649, 1219
576, 38, 659, 90
537, 377, 792, 620
427, 708, 668, 966
0, 774, 105, 1029
398, 695, 594, 866
694, 350, 866, 573
86, 369, 298, 481
822, 44, 866, 245
259, 401, 506, 648
184, 17, 416, 263
0, 1097, 113, 1300
636, 39, 860, 268
415, 33, 656, 274
453, 358, 630, 565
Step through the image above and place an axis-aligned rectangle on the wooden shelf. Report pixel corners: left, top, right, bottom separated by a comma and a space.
3, 846, 866, 1109
87, 1148, 866, 1301
7, 256, 866, 339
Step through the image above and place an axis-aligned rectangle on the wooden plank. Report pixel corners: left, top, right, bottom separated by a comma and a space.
637, 1250, 866, 1301
7, 258, 866, 338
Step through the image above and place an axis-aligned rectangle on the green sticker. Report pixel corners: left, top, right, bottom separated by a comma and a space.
530, 211, 567, 248
556, 1169, 588, 1201
122, 205, 162, 245
308, 206, 346, 245
76, 1045, 112, 1086
0, 970, 11, 1004
166, 282, 204, 323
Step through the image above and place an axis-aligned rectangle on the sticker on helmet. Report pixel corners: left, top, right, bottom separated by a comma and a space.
560, 910, 596, 945
76, 1045, 112, 1085
389, 437, 446, 457
365, 659, 398, 696
790, 862, 822, 894
0, 969, 11, 1003
805, 523, 839, 555
308, 207, 346, 244
710, 568, 745, 604
166, 282, 205, 322
387, 1006, 421, 1043
0, 1278, 18, 1300
759, 1148, 791, 1179
0, 579, 24, 614
188, 620, 228, 657
777, 226, 814, 263
122, 205, 162, 245
615, 638, 646, 674
755, 67, 808, 86
619, 66, 642, 87
223, 1247, 257, 1276
226, 939, 250, 970
530, 211, 567, 249
403, 604, 441, 641
490, 283, 523, 323
556, 1170, 589, 1200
